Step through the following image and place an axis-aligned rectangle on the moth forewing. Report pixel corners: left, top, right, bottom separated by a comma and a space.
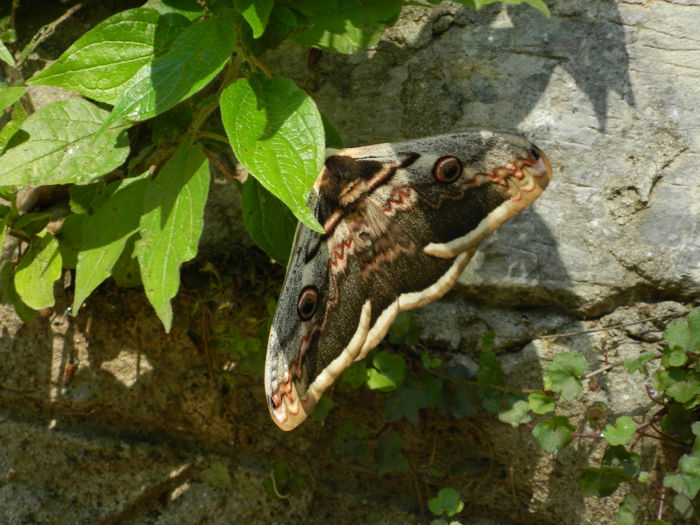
264, 131, 552, 430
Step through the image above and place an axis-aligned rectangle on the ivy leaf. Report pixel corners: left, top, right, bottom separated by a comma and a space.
241, 176, 297, 265
235, 0, 273, 38
72, 173, 150, 314
15, 233, 62, 310
309, 395, 335, 423
200, 460, 233, 490
428, 487, 464, 518
136, 142, 210, 331
528, 391, 555, 415
440, 365, 478, 418
692, 421, 700, 457
376, 431, 409, 476
27, 8, 190, 104
293, 0, 403, 54
0, 85, 25, 111
221, 74, 325, 233
384, 376, 442, 425
616, 493, 638, 525
387, 311, 422, 345
338, 360, 367, 389
532, 416, 574, 453
602, 416, 637, 446
498, 399, 531, 427
655, 368, 700, 404
664, 307, 700, 354
477, 345, 504, 387
103, 16, 236, 128
660, 404, 695, 443
0, 98, 129, 186
663, 455, 700, 499
577, 467, 631, 497
333, 419, 370, 459
624, 352, 657, 374
603, 445, 642, 478
544, 352, 587, 401
366, 350, 405, 392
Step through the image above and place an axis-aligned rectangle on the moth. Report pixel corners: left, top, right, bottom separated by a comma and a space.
265, 131, 552, 431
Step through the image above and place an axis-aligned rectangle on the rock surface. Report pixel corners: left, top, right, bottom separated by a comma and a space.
1, 1, 699, 524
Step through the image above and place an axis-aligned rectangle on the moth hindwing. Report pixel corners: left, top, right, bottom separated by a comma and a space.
264, 131, 552, 430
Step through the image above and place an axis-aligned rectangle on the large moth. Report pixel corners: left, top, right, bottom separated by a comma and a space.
265, 131, 552, 430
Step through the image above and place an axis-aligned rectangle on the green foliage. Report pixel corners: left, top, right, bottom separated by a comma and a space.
428, 487, 464, 518
200, 460, 234, 490
0, 0, 549, 327
602, 416, 637, 447
578, 466, 631, 497
543, 352, 586, 400
376, 431, 409, 476
532, 416, 574, 453
366, 349, 406, 392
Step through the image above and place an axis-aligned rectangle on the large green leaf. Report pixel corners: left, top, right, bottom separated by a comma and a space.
221, 74, 324, 233
240, 176, 297, 265
235, 0, 273, 38
103, 17, 236, 127
136, 142, 210, 331
15, 233, 62, 310
293, 0, 403, 53
27, 8, 190, 104
0, 42, 14, 66
0, 85, 25, 111
0, 98, 129, 186
72, 173, 150, 314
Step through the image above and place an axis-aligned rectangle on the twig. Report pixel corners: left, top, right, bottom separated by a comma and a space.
16, 3, 84, 67
535, 311, 689, 340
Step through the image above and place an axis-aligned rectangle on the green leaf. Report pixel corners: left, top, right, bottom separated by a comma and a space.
440, 365, 478, 418
376, 431, 409, 476
663, 455, 700, 499
333, 419, 370, 459
235, 0, 273, 38
0, 42, 14, 66
428, 487, 464, 518
143, 0, 205, 20
577, 467, 630, 497
532, 416, 574, 453
655, 368, 700, 404
387, 311, 422, 345
200, 460, 233, 489
692, 421, 700, 456
111, 235, 142, 288
0, 98, 129, 186
27, 9, 190, 104
221, 74, 325, 233
0, 261, 36, 323
366, 350, 406, 392
136, 142, 210, 331
623, 352, 657, 374
602, 416, 637, 446
309, 395, 335, 423
603, 445, 642, 478
0, 85, 24, 111
293, 0, 403, 54
498, 399, 531, 427
241, 176, 297, 265
421, 351, 442, 370
385, 376, 442, 425
616, 493, 638, 525
72, 173, 150, 314
338, 360, 367, 389
477, 346, 504, 387
15, 233, 62, 310
664, 308, 700, 354
543, 352, 587, 401
103, 17, 236, 127
660, 403, 695, 443
528, 391, 555, 414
